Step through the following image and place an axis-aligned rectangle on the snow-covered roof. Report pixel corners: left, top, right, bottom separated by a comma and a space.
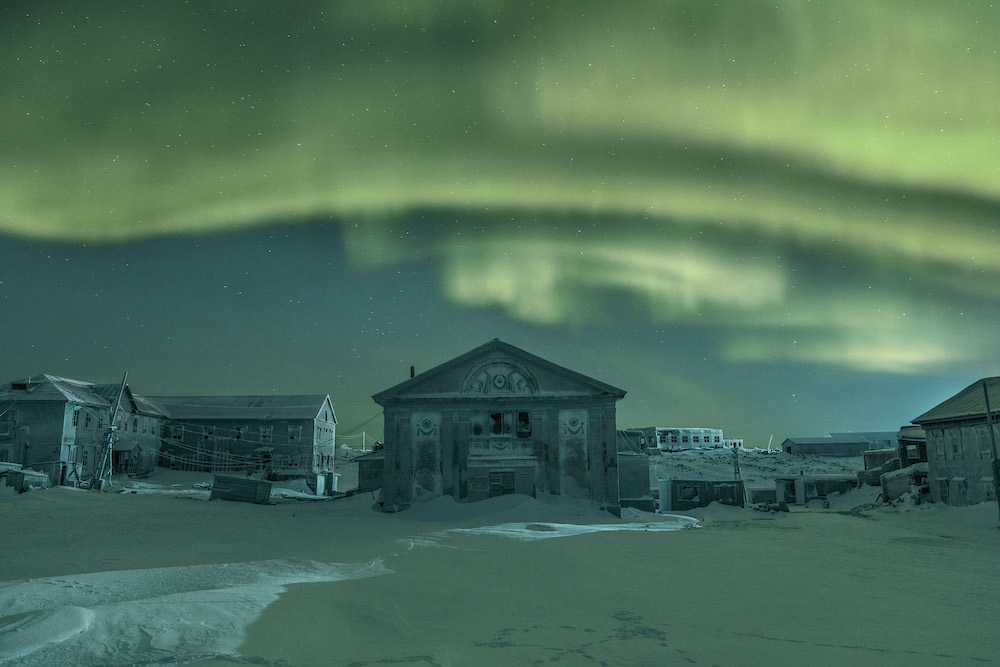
912, 377, 1000, 425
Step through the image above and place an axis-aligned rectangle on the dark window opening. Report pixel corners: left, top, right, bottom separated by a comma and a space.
678, 485, 700, 502
490, 412, 503, 435
517, 412, 531, 438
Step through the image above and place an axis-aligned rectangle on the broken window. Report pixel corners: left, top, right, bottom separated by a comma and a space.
517, 412, 531, 438
678, 485, 700, 502
490, 412, 504, 435
288, 425, 301, 441
260, 425, 272, 442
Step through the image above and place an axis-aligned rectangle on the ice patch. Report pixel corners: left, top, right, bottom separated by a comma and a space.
0, 558, 389, 666
447, 515, 700, 541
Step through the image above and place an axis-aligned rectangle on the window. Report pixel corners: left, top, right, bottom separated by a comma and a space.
983, 479, 997, 502
956, 479, 969, 506
170, 425, 183, 440
517, 412, 531, 438
682, 436, 689, 443
677, 485, 701, 502
133, 417, 139, 432
490, 413, 504, 436
260, 425, 273, 442
235, 426, 243, 440
693, 436, 700, 443
488, 470, 516, 497
938, 479, 950, 504
73, 410, 80, 427
288, 425, 302, 441
82, 449, 89, 466
980, 426, 993, 459
203, 427, 214, 440
85, 413, 92, 428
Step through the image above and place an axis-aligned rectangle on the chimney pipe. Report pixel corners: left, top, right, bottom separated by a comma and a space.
410, 365, 415, 378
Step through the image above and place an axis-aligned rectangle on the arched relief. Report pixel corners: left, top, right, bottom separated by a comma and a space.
461, 361, 539, 395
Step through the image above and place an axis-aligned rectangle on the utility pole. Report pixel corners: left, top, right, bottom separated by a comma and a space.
982, 380, 1000, 524
90, 372, 127, 491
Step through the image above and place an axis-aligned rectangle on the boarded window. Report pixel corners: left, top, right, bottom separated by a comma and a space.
489, 470, 515, 497
955, 479, 969, 506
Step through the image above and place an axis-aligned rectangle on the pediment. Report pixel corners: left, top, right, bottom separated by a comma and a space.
372, 340, 626, 404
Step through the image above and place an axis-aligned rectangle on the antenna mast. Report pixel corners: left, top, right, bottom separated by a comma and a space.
90, 372, 127, 491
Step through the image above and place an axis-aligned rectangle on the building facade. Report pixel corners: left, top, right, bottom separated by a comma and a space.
0, 375, 153, 484
372, 340, 626, 510
780, 435, 875, 457
912, 378, 1000, 506
148, 395, 337, 477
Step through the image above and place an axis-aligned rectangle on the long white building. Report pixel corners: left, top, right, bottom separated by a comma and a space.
631, 426, 743, 451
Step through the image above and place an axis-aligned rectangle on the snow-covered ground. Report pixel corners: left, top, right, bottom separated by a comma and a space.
2, 453, 998, 666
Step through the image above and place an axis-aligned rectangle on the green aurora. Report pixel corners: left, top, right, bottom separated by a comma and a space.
2, 1, 998, 443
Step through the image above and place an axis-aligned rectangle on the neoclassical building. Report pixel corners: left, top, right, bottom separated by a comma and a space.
372, 340, 626, 510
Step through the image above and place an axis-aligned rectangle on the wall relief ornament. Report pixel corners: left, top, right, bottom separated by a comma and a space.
462, 362, 538, 395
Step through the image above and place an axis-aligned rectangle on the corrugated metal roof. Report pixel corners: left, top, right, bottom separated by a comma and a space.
912, 377, 1000, 424
147, 395, 333, 422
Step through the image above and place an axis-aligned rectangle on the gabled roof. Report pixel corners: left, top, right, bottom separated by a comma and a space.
372, 339, 626, 405
912, 377, 1000, 425
0, 374, 113, 407
147, 395, 334, 422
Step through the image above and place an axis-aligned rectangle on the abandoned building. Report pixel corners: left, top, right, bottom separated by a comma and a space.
372, 339, 626, 510
148, 395, 337, 477
658, 478, 745, 511
0, 375, 163, 485
774, 474, 859, 505
780, 434, 879, 457
911, 377, 1000, 505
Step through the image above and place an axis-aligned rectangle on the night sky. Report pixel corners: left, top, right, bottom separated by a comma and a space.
2, 2, 998, 447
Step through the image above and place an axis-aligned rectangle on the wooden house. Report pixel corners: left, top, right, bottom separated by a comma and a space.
0, 375, 156, 485
911, 378, 1000, 505
148, 395, 337, 477
372, 339, 626, 511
